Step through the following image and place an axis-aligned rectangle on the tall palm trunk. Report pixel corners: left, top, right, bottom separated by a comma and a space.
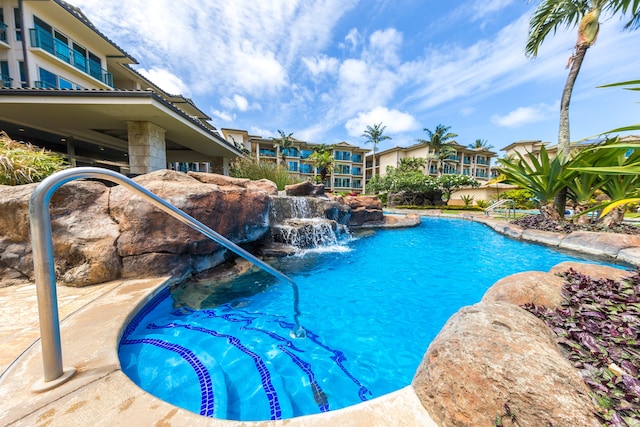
555, 43, 590, 217
558, 43, 589, 159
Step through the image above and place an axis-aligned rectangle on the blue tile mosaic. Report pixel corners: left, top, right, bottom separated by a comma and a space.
120, 337, 215, 417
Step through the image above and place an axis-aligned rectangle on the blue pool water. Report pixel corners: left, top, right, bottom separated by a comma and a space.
119, 217, 618, 421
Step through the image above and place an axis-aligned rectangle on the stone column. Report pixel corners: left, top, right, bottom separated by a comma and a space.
126, 121, 167, 174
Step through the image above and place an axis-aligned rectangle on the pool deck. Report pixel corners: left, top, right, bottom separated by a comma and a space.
2, 212, 638, 426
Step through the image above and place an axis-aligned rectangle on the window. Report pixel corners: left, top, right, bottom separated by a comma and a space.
72, 42, 87, 72
59, 77, 73, 89
33, 16, 54, 54
352, 154, 363, 163
0, 9, 6, 43
300, 149, 313, 159
54, 30, 71, 63
352, 167, 362, 176
334, 177, 351, 188
18, 61, 26, 87
335, 164, 350, 174
259, 148, 276, 157
300, 163, 314, 174
288, 161, 298, 172
38, 67, 57, 88
0, 61, 10, 87
13, 8, 21, 41
353, 179, 362, 189
88, 52, 102, 80
334, 151, 351, 161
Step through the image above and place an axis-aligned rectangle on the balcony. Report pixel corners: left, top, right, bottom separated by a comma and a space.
352, 155, 363, 163
475, 171, 488, 178
29, 28, 114, 87
446, 155, 460, 162
1, 74, 12, 88
259, 149, 276, 157
476, 159, 490, 165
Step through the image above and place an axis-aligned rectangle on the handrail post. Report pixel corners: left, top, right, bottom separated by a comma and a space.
28, 167, 305, 392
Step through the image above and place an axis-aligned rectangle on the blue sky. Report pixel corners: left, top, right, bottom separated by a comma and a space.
70, 0, 640, 154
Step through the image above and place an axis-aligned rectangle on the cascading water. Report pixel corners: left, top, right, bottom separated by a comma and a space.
269, 196, 350, 251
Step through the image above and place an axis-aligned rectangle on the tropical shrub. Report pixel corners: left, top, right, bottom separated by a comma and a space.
436, 174, 479, 203
499, 189, 537, 209
460, 194, 474, 207
229, 156, 299, 190
476, 199, 490, 209
0, 131, 67, 185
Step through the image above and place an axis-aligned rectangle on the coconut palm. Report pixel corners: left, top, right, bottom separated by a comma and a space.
308, 150, 334, 182
361, 123, 391, 178
526, 0, 640, 160
272, 130, 295, 164
417, 124, 458, 177
468, 139, 494, 150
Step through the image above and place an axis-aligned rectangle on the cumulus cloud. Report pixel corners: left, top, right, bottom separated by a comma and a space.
211, 110, 235, 122
491, 102, 557, 128
136, 67, 190, 96
344, 106, 420, 137
302, 55, 340, 77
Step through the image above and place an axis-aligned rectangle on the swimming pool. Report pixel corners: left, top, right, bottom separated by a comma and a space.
118, 217, 616, 421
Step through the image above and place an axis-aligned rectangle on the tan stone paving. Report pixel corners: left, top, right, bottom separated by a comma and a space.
0, 280, 123, 375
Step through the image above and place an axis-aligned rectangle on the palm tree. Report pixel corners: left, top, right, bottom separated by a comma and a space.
468, 139, 494, 150
417, 124, 458, 176
526, 0, 640, 160
361, 123, 391, 178
308, 150, 334, 182
272, 130, 295, 164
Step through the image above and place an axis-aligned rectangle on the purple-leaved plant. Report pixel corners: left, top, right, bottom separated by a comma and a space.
523, 269, 640, 426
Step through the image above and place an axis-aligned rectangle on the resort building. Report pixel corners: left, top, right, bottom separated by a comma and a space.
221, 128, 368, 193
0, 0, 241, 175
366, 141, 497, 182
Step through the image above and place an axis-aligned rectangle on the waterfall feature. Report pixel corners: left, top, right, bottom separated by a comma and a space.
269, 196, 350, 250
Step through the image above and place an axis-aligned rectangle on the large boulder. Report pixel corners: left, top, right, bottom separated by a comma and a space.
482, 271, 566, 308
284, 181, 325, 197
110, 170, 271, 279
413, 302, 600, 427
340, 195, 383, 227
0, 180, 120, 287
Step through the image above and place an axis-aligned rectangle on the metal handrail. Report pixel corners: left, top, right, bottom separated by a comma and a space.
484, 198, 516, 221
29, 167, 304, 392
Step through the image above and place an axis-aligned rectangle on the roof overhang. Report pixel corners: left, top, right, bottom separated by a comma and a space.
0, 89, 241, 159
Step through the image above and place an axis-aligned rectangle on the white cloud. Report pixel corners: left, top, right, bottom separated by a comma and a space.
367, 28, 403, 65
136, 67, 190, 96
491, 102, 557, 128
470, 0, 515, 21
344, 106, 420, 137
342, 28, 361, 50
233, 95, 249, 112
211, 110, 235, 122
302, 55, 340, 77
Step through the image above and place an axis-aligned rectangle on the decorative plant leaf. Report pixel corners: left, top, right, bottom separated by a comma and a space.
523, 269, 640, 425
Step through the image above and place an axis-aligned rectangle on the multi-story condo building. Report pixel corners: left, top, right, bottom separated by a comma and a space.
366, 141, 496, 182
221, 128, 368, 193
0, 0, 240, 175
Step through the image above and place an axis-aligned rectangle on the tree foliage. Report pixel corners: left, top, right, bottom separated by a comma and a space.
0, 131, 67, 185
437, 174, 480, 202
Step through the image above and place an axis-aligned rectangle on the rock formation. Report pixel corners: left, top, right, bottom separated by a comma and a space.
412, 301, 601, 427
0, 170, 390, 288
